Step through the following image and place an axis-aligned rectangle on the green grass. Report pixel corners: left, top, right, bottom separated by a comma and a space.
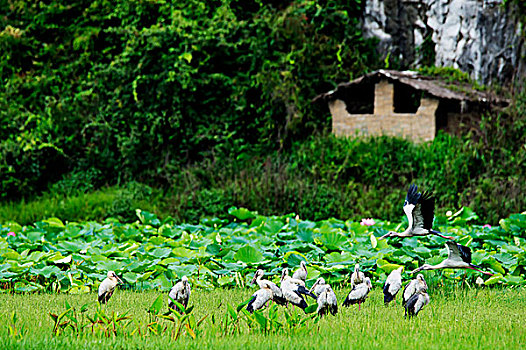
1, 287, 525, 349
0, 186, 163, 225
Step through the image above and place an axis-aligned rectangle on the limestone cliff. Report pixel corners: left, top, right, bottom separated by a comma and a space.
363, 0, 524, 85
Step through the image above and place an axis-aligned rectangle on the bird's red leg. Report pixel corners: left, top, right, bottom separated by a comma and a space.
467, 266, 493, 276
435, 232, 454, 240
358, 302, 361, 311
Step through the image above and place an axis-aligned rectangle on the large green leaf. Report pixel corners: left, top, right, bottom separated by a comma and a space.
228, 207, 256, 221
234, 246, 263, 264
320, 232, 348, 251
96, 260, 125, 272
31, 266, 61, 278
150, 248, 172, 259
149, 294, 163, 314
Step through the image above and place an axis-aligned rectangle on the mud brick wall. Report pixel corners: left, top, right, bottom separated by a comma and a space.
329, 80, 437, 142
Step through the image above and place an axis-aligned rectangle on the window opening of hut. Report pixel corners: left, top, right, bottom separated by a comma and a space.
393, 81, 421, 113
342, 82, 374, 114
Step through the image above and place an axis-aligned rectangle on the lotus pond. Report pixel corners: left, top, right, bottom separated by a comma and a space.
1, 207, 525, 294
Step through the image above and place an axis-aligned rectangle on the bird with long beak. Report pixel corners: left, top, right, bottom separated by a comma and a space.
404, 291, 430, 318
246, 287, 273, 313
402, 274, 428, 307
280, 268, 317, 311
343, 277, 373, 311
98, 271, 123, 304
169, 276, 191, 310
379, 184, 453, 241
383, 267, 403, 305
411, 241, 493, 276
350, 263, 365, 288
251, 269, 287, 306
310, 277, 338, 317
292, 261, 308, 283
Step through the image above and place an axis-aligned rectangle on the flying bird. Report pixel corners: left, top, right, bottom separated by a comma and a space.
310, 277, 338, 317
350, 263, 365, 288
98, 271, 123, 304
402, 274, 428, 307
252, 269, 287, 306
280, 268, 317, 311
411, 241, 493, 275
404, 291, 430, 318
383, 267, 403, 305
168, 276, 191, 310
343, 277, 373, 310
379, 184, 453, 240
292, 261, 308, 283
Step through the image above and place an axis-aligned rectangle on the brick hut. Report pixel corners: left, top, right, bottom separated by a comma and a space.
313, 70, 508, 142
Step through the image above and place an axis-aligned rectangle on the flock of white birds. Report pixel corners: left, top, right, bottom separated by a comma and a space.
97, 184, 492, 319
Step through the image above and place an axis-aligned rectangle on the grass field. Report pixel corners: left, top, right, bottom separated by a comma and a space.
1, 286, 525, 349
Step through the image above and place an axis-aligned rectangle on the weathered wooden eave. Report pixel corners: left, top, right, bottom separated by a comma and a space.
313, 69, 509, 107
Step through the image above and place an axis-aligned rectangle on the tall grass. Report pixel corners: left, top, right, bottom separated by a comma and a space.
1, 287, 525, 349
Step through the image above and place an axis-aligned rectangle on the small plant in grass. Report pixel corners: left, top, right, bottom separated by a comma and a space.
7, 311, 27, 340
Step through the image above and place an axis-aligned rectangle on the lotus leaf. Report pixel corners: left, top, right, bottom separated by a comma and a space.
284, 251, 307, 266
150, 248, 172, 259
123, 272, 139, 284
217, 275, 235, 286
234, 246, 263, 264
320, 231, 349, 251
31, 266, 61, 278
136, 209, 161, 227
96, 260, 125, 272
228, 207, 256, 221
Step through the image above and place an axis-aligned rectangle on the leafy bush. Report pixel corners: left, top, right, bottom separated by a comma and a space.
0, 0, 377, 198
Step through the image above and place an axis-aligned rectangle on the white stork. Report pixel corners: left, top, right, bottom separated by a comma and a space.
383, 267, 403, 305
342, 277, 372, 310
310, 277, 338, 317
251, 269, 287, 305
246, 287, 273, 313
404, 291, 430, 318
98, 271, 123, 304
411, 241, 493, 275
379, 184, 453, 240
280, 268, 317, 311
168, 276, 191, 310
350, 263, 365, 288
402, 274, 428, 307
292, 261, 308, 283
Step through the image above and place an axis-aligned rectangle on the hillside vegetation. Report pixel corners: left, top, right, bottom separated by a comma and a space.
1, 0, 525, 224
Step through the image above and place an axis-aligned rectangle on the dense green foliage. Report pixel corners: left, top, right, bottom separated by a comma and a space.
2, 287, 526, 348
1, 208, 525, 294
1, 0, 525, 225
2, 127, 524, 225
1, 0, 376, 198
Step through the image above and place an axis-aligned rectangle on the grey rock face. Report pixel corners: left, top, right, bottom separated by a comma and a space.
363, 0, 524, 85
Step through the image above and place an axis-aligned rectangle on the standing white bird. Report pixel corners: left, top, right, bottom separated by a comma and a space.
246, 287, 273, 313
168, 276, 191, 310
251, 269, 287, 305
404, 291, 430, 318
379, 184, 453, 240
383, 267, 403, 305
343, 277, 373, 310
350, 263, 365, 288
411, 241, 493, 275
402, 274, 428, 307
310, 277, 338, 317
280, 268, 317, 311
292, 261, 308, 283
98, 271, 123, 304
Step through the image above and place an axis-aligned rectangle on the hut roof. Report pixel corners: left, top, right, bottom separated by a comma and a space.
313, 70, 509, 107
